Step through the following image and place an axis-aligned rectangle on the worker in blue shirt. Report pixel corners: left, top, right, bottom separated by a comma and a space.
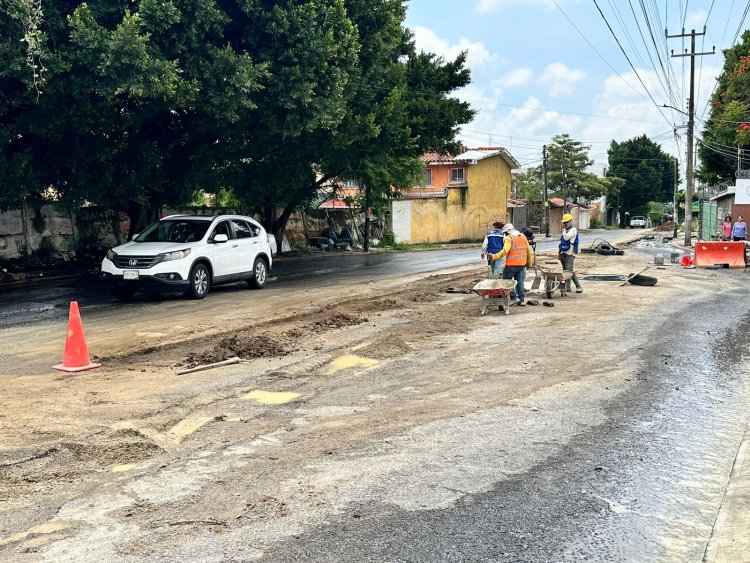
481, 221, 506, 278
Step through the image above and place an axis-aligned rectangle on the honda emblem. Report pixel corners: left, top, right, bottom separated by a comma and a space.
129, 259, 138, 266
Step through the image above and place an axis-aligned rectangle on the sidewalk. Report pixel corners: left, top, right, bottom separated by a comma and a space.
704, 420, 750, 562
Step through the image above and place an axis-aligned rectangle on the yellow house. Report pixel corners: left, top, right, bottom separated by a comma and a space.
391, 147, 519, 243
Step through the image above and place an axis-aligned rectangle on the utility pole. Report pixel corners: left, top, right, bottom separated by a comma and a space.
673, 158, 679, 240
363, 184, 371, 252
667, 27, 714, 246
543, 145, 549, 237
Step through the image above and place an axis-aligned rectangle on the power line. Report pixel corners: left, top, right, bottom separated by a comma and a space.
592, 0, 674, 125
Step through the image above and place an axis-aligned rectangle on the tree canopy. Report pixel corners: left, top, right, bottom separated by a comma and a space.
698, 30, 750, 184
0, 0, 474, 241
545, 134, 611, 203
607, 135, 676, 215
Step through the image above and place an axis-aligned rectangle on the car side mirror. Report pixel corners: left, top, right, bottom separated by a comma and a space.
131, 233, 140, 240
213, 233, 228, 243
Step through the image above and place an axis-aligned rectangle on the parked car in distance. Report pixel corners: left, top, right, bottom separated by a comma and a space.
101, 215, 273, 300
630, 215, 646, 228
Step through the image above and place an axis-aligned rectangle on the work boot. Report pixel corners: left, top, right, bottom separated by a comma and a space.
517, 299, 526, 306
576, 287, 583, 293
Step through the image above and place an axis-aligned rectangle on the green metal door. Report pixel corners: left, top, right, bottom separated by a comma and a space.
700, 201, 717, 240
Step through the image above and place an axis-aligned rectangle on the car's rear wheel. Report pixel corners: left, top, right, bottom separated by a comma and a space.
110, 287, 135, 300
186, 263, 210, 299
248, 257, 268, 289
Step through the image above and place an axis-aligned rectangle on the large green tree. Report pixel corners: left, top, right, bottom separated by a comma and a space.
607, 135, 675, 217
1, 0, 473, 247
698, 30, 750, 184
545, 133, 611, 203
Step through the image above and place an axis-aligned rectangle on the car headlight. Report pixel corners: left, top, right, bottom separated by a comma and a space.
106, 249, 117, 261
158, 249, 192, 262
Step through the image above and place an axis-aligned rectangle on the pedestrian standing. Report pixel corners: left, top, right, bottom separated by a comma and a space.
732, 216, 747, 241
722, 216, 732, 241
481, 221, 505, 279
558, 213, 583, 294
490, 223, 534, 306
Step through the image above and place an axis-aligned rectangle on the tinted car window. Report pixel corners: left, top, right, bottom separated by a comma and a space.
231, 219, 256, 239
136, 220, 210, 243
209, 221, 232, 241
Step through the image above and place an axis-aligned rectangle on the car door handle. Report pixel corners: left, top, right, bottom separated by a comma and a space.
232, 244, 239, 248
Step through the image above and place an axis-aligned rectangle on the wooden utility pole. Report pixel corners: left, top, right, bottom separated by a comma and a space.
673, 157, 679, 240
543, 145, 549, 237
667, 27, 714, 246
363, 184, 371, 252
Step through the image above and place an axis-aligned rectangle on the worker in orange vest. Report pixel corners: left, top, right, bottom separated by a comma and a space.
489, 223, 534, 306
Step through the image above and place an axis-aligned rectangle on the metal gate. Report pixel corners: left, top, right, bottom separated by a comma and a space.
700, 201, 717, 240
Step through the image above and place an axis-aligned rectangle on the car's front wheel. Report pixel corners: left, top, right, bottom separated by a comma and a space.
186, 263, 210, 299
248, 257, 268, 289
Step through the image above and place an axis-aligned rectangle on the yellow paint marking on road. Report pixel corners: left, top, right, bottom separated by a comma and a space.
326, 354, 379, 374
243, 390, 300, 404
112, 463, 137, 472
0, 520, 71, 548
168, 416, 213, 438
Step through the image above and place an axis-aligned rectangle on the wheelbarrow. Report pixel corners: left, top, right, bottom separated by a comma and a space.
539, 269, 574, 299
472, 279, 517, 316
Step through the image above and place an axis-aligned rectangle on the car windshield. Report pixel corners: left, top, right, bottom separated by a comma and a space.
135, 219, 211, 243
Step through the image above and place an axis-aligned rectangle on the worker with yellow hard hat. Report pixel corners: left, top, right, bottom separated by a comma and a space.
559, 213, 583, 294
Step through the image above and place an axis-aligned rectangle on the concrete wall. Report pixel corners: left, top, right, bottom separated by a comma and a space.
0, 205, 77, 260
395, 155, 512, 244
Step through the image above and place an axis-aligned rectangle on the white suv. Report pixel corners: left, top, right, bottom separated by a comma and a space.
630, 216, 646, 228
101, 214, 273, 299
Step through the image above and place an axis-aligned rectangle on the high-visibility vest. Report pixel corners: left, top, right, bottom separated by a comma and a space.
485, 229, 505, 254
505, 233, 530, 266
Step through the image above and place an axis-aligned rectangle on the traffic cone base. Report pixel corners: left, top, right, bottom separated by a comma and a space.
53, 301, 101, 372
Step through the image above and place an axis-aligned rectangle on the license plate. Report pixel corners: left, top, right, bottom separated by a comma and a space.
123, 270, 139, 280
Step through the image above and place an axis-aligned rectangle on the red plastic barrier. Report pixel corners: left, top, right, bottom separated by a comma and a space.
693, 241, 747, 268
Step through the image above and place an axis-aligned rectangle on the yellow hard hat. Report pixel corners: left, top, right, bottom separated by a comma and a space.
561, 213, 573, 223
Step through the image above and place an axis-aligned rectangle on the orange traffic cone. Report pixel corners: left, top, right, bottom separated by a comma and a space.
53, 301, 101, 372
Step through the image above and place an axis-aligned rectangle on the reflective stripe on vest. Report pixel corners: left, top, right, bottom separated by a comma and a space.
505, 234, 529, 266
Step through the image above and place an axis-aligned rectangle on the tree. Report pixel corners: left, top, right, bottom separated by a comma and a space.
545, 134, 610, 203
512, 168, 543, 201
698, 30, 750, 184
607, 135, 675, 217
0, 0, 474, 248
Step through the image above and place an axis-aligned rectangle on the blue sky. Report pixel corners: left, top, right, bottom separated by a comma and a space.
405, 0, 747, 175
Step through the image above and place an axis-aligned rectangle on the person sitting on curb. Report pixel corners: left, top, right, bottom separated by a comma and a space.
559, 213, 583, 294
480, 221, 505, 278
489, 223, 534, 306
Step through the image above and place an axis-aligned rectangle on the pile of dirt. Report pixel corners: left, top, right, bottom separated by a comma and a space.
371, 298, 403, 310
185, 334, 291, 367
311, 313, 367, 329
355, 334, 413, 360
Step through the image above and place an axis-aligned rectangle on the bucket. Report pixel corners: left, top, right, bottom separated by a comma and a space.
654, 253, 664, 265
670, 252, 680, 263
680, 255, 693, 267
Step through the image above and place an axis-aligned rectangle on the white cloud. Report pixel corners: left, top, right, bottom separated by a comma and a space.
538, 62, 586, 97
684, 10, 707, 31
500, 68, 533, 87
410, 25, 506, 70
476, 0, 560, 13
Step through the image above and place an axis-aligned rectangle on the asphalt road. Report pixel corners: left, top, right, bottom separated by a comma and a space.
0, 229, 632, 328
259, 271, 750, 562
